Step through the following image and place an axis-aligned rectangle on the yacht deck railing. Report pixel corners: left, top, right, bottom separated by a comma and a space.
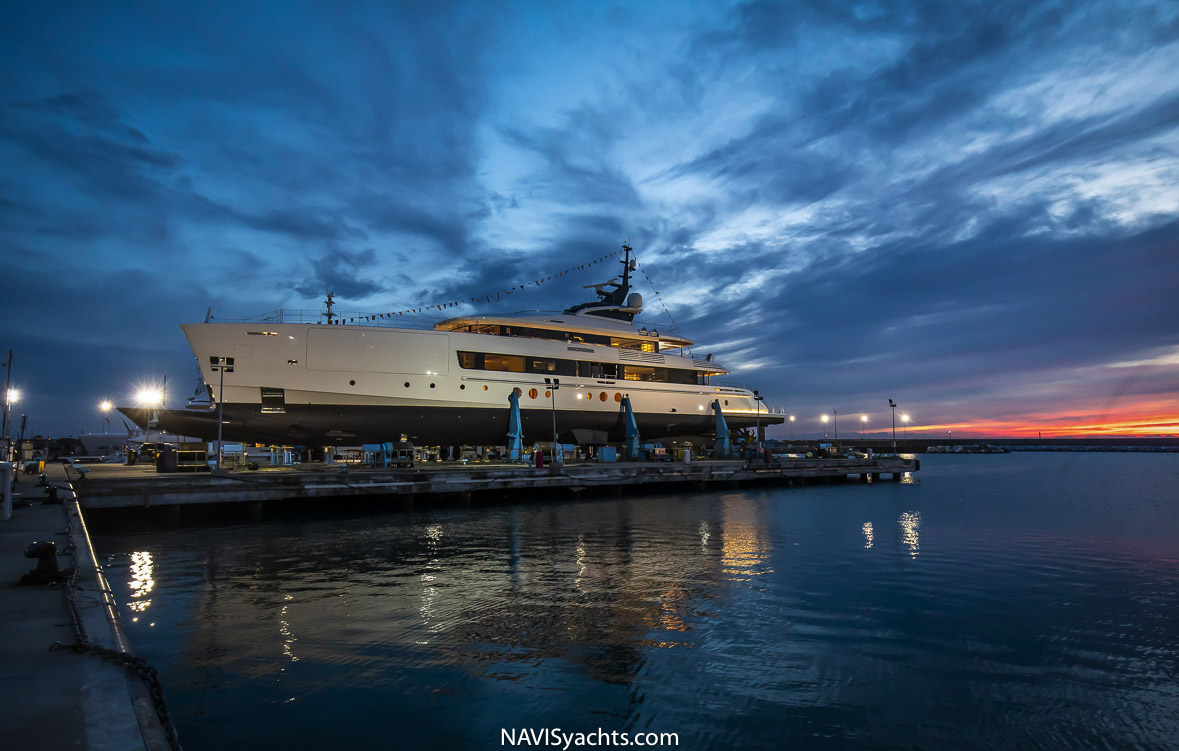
219, 306, 688, 339
227, 308, 682, 335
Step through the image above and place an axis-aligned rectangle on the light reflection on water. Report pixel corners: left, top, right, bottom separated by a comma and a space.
127, 550, 153, 617
96, 453, 1179, 750
899, 511, 921, 557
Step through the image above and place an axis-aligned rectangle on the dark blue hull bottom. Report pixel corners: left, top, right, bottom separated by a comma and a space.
120, 404, 781, 446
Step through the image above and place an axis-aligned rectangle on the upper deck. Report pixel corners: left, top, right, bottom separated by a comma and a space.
433, 311, 693, 353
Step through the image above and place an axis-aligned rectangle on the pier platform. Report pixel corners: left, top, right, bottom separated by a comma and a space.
1, 476, 174, 750
61, 455, 919, 510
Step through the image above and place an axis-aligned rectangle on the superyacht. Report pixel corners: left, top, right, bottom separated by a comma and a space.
124, 245, 784, 446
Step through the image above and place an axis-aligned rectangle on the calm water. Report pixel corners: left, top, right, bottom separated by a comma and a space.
94, 453, 1179, 750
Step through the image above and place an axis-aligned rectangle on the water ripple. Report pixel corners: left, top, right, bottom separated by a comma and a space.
93, 453, 1179, 750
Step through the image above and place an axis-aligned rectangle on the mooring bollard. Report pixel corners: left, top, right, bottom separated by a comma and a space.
20, 540, 64, 585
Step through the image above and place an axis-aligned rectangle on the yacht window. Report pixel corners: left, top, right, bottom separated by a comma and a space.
456, 350, 697, 384
458, 352, 482, 369
589, 362, 618, 379
484, 354, 525, 372
623, 366, 662, 382
537, 358, 575, 376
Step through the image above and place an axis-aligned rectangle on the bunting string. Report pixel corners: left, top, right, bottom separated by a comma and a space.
340, 248, 624, 323
633, 256, 683, 340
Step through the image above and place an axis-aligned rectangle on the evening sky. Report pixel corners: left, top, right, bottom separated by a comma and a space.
1, 0, 1177, 438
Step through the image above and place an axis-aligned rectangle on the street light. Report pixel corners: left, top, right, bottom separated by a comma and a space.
135, 386, 163, 447
544, 377, 560, 463
901, 414, 910, 438
3, 387, 20, 462
821, 413, 829, 439
789, 415, 795, 442
860, 414, 868, 440
753, 390, 765, 456
209, 357, 234, 470
1, 350, 13, 461
888, 399, 898, 450
99, 399, 113, 433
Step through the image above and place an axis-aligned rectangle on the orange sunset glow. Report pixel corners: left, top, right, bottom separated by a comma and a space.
897, 398, 1179, 438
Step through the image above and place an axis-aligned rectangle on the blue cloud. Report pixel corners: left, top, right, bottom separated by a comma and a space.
1, 0, 1177, 435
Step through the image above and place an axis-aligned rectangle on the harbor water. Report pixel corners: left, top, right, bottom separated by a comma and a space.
93, 453, 1179, 750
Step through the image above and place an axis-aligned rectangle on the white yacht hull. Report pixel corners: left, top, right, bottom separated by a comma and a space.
126, 322, 782, 446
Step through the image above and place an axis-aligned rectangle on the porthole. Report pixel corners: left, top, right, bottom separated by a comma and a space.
544, 390, 550, 398
430, 383, 436, 389
460, 384, 466, 390
529, 388, 538, 399
515, 387, 523, 397
599, 392, 607, 402
614, 393, 622, 403
404, 382, 410, 388
483, 385, 488, 391
724, 399, 729, 406
349, 380, 356, 386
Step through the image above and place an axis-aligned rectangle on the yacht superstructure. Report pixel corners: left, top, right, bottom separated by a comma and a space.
128, 246, 784, 446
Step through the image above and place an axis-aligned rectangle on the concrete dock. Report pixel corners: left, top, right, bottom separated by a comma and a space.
68, 455, 920, 510
1, 470, 174, 750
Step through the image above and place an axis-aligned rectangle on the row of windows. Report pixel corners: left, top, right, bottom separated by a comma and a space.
446, 323, 659, 353
514, 386, 625, 402
457, 351, 701, 385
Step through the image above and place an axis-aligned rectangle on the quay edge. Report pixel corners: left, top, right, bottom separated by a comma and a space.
1, 466, 175, 750
70, 456, 920, 510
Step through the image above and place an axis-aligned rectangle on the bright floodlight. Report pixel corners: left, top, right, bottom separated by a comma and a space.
821, 414, 829, 423
902, 414, 910, 423
6, 388, 20, 405
135, 388, 163, 407
861, 414, 868, 423
99, 400, 113, 412
789, 415, 795, 422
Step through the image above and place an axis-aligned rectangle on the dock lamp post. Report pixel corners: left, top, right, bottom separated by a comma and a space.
99, 400, 112, 433
889, 399, 898, 450
134, 387, 163, 457
210, 356, 235, 470
902, 414, 910, 438
544, 377, 560, 463
789, 415, 795, 442
753, 390, 764, 455
3, 388, 20, 462
1, 350, 14, 462
861, 414, 868, 440
821, 414, 829, 438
